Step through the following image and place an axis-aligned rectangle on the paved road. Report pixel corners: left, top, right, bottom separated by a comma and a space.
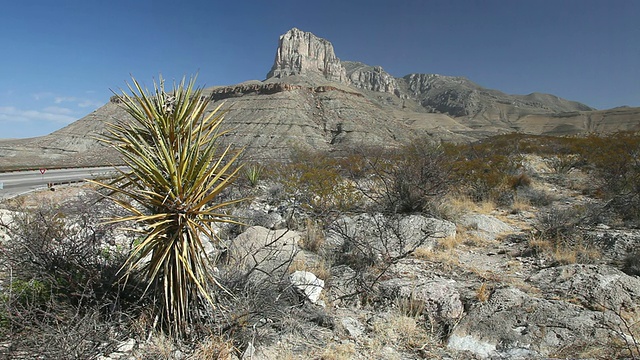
0, 167, 125, 199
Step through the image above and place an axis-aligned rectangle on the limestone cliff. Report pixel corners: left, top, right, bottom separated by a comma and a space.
266, 28, 348, 83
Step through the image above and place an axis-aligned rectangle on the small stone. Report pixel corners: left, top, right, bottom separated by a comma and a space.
290, 270, 325, 305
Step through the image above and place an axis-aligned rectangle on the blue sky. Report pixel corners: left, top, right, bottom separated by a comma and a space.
1, 0, 638, 139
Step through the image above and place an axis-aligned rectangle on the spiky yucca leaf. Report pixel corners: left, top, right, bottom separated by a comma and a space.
90, 75, 243, 336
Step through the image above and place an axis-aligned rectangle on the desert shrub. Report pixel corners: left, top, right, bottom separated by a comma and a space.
573, 132, 640, 223
445, 141, 522, 204
547, 154, 583, 174
529, 205, 601, 264
385, 142, 453, 214
0, 198, 144, 358
268, 148, 363, 217
343, 141, 453, 215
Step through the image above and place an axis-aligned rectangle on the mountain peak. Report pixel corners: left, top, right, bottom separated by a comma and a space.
266, 28, 348, 83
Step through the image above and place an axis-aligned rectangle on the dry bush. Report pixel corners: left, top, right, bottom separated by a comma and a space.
445, 140, 522, 204
0, 196, 146, 359
197, 233, 335, 356
571, 132, 640, 223
348, 141, 454, 215
548, 154, 583, 174
529, 205, 602, 265
328, 214, 439, 301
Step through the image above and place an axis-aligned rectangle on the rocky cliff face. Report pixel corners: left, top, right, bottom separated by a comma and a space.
266, 28, 348, 83
343, 61, 399, 95
398, 73, 595, 124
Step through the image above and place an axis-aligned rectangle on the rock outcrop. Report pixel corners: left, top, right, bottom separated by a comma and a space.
343, 61, 399, 95
399, 73, 594, 120
266, 28, 348, 83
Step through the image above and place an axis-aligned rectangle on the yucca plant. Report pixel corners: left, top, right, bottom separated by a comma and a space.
90, 75, 244, 336
244, 163, 263, 187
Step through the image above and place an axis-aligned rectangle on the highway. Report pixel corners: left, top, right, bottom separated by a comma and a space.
0, 167, 125, 199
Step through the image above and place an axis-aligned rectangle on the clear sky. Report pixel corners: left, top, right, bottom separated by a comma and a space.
1, 0, 638, 139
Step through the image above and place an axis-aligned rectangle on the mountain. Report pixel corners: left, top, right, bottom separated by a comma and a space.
1, 28, 639, 169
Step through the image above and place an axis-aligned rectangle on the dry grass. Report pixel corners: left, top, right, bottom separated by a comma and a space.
288, 258, 331, 281
437, 231, 464, 250
190, 336, 236, 360
437, 194, 495, 221
413, 247, 461, 271
510, 196, 532, 214
368, 312, 433, 352
529, 236, 601, 265
300, 218, 325, 253
476, 283, 491, 302
317, 342, 358, 360
133, 334, 174, 359
396, 294, 426, 319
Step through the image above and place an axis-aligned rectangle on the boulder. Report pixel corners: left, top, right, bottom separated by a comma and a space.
459, 214, 513, 241
229, 226, 302, 278
378, 277, 464, 324
586, 228, 640, 262
448, 287, 621, 359
0, 209, 16, 242
529, 264, 640, 316
340, 316, 365, 338
234, 208, 286, 230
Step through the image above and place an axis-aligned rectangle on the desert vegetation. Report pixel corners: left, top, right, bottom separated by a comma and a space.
2, 85, 640, 359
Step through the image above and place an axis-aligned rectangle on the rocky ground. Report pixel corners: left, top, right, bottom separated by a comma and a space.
1, 153, 639, 360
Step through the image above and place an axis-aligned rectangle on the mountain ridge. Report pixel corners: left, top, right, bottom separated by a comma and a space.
0, 28, 638, 169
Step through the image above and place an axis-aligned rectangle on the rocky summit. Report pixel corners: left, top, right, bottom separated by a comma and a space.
2, 28, 640, 168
